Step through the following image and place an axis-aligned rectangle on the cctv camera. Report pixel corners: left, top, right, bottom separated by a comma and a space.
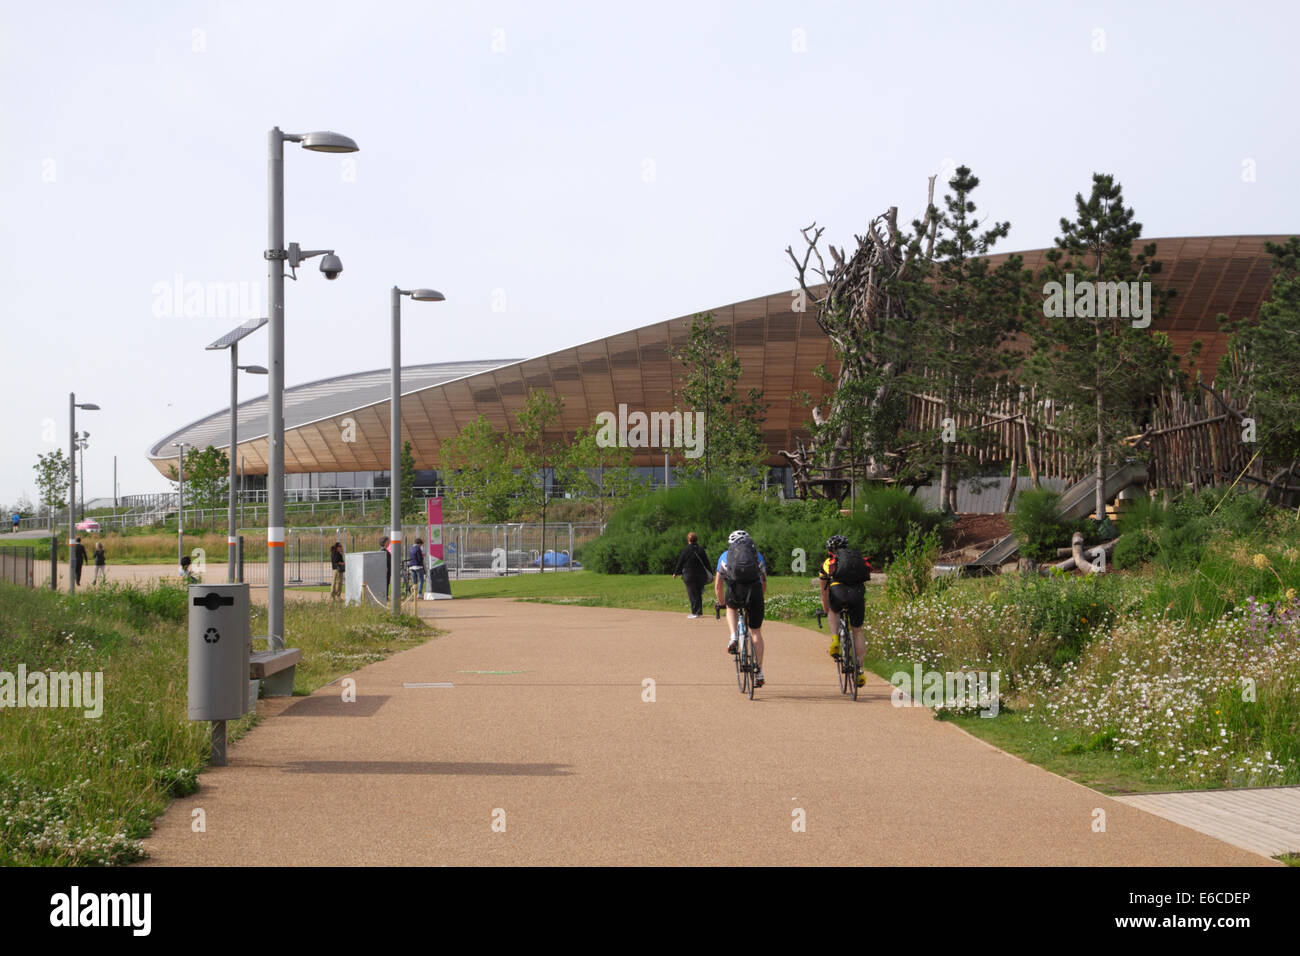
320, 254, 343, 280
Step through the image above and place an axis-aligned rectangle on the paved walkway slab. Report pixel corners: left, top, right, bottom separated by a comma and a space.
1114, 787, 1300, 859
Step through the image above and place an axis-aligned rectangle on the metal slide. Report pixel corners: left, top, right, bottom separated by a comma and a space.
966, 461, 1149, 571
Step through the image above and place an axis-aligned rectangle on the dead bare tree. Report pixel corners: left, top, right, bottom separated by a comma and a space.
782, 178, 939, 499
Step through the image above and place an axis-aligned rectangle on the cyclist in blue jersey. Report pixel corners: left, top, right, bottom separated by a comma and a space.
715, 529, 768, 687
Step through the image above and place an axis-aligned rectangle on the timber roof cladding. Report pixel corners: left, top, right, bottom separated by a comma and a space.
147, 235, 1288, 476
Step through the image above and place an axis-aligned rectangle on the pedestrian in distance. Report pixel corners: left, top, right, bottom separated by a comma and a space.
330, 542, 345, 602
10, 512, 18, 533
380, 536, 391, 598
671, 531, 712, 618
92, 541, 107, 585
71, 536, 88, 586
408, 538, 426, 597
179, 554, 197, 584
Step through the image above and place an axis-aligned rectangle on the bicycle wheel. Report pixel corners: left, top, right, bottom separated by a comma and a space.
739, 622, 751, 696
837, 623, 851, 695
844, 625, 859, 701
734, 636, 745, 692
745, 631, 756, 700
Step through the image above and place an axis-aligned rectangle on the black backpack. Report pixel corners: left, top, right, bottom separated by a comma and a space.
831, 547, 869, 584
725, 538, 761, 585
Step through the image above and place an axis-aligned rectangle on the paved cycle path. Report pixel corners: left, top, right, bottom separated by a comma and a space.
140, 599, 1272, 865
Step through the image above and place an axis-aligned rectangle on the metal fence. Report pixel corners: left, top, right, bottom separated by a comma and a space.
0, 547, 35, 587
231, 522, 606, 587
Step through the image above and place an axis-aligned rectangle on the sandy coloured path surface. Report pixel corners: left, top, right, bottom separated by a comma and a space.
138, 598, 1274, 866
33, 563, 330, 603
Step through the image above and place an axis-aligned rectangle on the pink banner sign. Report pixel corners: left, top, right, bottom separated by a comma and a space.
426, 498, 443, 561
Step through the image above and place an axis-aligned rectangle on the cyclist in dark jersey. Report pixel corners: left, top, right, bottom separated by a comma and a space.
819, 534, 873, 688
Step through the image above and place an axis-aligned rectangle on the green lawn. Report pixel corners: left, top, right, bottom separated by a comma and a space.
447, 570, 823, 615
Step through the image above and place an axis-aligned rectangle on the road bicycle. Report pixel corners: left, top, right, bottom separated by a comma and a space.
816, 609, 859, 701
716, 601, 758, 699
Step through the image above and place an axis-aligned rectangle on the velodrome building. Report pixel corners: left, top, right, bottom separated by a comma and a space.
149, 235, 1288, 496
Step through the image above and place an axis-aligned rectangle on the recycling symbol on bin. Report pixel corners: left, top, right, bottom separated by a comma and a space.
203, 627, 221, 644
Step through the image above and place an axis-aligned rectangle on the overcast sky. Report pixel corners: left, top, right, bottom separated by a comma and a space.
2, 0, 1297, 506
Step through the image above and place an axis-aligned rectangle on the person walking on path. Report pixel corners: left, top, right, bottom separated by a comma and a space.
671, 531, 712, 618
408, 538, 426, 597
91, 541, 107, 585
71, 536, 88, 586
380, 536, 391, 598
10, 513, 18, 533
330, 542, 346, 602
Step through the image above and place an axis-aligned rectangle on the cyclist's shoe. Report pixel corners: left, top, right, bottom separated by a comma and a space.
727, 636, 738, 655
828, 636, 841, 659
754, 670, 765, 687
856, 667, 867, 688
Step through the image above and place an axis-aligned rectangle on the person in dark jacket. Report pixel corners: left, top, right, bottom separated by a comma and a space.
330, 542, 345, 601
408, 538, 426, 597
92, 541, 107, 585
380, 536, 391, 598
71, 537, 88, 586
671, 531, 712, 618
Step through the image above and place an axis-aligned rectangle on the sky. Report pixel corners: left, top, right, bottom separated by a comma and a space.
2, 0, 1298, 506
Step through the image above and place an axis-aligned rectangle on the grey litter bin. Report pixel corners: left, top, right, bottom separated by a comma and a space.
188, 583, 251, 722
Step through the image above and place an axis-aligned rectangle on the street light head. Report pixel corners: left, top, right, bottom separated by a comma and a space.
320, 254, 343, 280
300, 131, 359, 153
242, 365, 269, 375
79, 403, 100, 411
409, 289, 445, 302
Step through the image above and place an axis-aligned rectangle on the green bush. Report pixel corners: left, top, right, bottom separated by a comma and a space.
584, 479, 915, 576
1001, 572, 1122, 665
1008, 488, 1079, 562
884, 524, 943, 603
1114, 489, 1273, 572
850, 488, 950, 565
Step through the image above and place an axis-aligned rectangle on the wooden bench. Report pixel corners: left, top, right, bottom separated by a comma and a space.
250, 648, 301, 697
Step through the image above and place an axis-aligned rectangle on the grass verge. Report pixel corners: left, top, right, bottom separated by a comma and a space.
0, 580, 435, 865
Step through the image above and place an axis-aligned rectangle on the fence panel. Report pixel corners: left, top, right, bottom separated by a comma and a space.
0, 547, 34, 587
228, 523, 606, 584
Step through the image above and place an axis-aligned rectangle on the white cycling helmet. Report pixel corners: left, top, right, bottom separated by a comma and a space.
728, 529, 750, 545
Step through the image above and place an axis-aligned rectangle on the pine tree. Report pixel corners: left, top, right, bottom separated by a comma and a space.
1024, 173, 1180, 518
889, 166, 1030, 510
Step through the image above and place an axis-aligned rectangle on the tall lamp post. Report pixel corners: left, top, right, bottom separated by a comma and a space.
76, 431, 89, 520
208, 317, 269, 582
68, 395, 99, 595
265, 126, 357, 651
390, 286, 445, 615
173, 441, 189, 568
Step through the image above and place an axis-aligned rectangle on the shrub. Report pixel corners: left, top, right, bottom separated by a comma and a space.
582, 479, 936, 576
1001, 572, 1122, 665
884, 524, 943, 603
850, 488, 949, 565
1008, 488, 1077, 562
